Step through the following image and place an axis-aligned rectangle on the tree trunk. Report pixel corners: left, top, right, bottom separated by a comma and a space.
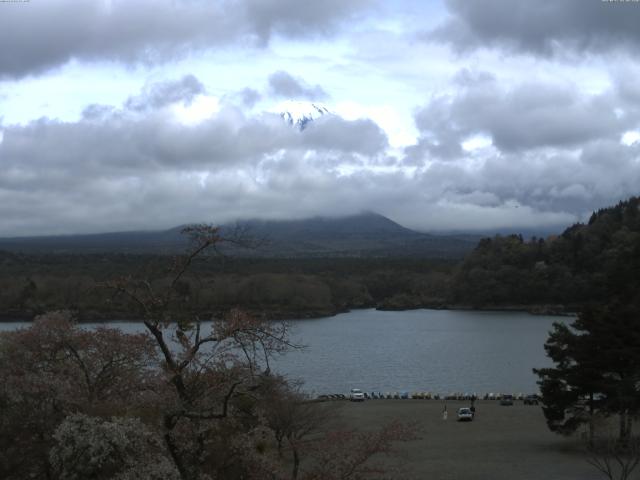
588, 392, 595, 448
619, 410, 629, 445
289, 437, 300, 480
164, 416, 190, 480
292, 447, 300, 480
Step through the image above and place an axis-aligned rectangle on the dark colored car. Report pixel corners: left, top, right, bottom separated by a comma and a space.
500, 394, 514, 406
524, 394, 539, 405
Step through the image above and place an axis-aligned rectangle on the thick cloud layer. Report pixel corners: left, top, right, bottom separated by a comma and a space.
407, 74, 630, 160
403, 69, 640, 228
433, 0, 640, 56
0, 0, 373, 78
0, 79, 394, 235
2, 69, 639, 236
1, 2, 639, 236
268, 71, 327, 100
3, 73, 636, 237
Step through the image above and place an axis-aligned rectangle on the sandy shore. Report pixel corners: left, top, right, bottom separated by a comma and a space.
333, 400, 604, 480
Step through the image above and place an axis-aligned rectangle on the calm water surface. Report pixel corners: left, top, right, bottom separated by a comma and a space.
0, 309, 567, 396
275, 309, 567, 395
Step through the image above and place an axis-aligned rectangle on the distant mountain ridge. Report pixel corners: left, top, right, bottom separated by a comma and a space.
0, 212, 481, 258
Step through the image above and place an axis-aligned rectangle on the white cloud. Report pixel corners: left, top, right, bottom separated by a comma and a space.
172, 95, 220, 125
1, 1, 639, 236
461, 134, 492, 152
334, 101, 418, 148
622, 130, 640, 146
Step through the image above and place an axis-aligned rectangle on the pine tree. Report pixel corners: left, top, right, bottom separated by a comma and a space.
535, 302, 640, 444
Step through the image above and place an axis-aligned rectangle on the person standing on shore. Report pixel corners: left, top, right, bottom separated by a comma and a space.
442, 404, 448, 421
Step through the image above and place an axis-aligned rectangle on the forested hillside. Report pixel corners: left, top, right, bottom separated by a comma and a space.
2, 197, 638, 320
452, 196, 640, 309
0, 254, 455, 321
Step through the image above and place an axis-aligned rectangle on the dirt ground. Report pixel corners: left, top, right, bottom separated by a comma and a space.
332, 399, 605, 480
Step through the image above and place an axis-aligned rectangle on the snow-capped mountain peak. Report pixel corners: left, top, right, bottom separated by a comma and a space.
278, 100, 331, 130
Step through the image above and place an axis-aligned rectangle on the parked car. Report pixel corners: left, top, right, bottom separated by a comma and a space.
524, 394, 540, 405
349, 388, 365, 402
500, 394, 514, 406
457, 407, 474, 421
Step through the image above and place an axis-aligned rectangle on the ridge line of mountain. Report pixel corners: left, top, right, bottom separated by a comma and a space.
0, 212, 484, 258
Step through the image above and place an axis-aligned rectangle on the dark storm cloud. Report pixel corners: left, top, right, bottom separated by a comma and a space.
125, 75, 205, 112
406, 74, 625, 162
268, 71, 328, 100
0, 0, 374, 78
431, 0, 640, 56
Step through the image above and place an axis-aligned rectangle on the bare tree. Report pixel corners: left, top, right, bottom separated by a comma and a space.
0, 225, 422, 480
259, 378, 330, 479
301, 421, 419, 480
586, 436, 640, 480
102, 225, 296, 479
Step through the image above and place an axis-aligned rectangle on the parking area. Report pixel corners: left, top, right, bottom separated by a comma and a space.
334, 400, 603, 480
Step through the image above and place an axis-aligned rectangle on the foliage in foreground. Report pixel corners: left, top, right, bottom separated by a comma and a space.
0, 313, 416, 480
0, 225, 417, 479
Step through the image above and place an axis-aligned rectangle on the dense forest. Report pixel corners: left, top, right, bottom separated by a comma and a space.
1, 196, 638, 320
452, 196, 640, 311
0, 253, 455, 320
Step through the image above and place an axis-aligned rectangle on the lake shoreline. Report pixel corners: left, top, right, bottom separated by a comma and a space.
0, 302, 576, 323
2, 308, 563, 393
377, 302, 576, 317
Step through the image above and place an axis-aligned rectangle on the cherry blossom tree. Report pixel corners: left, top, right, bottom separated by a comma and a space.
49, 414, 180, 480
102, 225, 296, 479
0, 225, 420, 480
0, 311, 158, 479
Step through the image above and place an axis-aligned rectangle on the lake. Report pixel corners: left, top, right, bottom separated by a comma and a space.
0, 308, 567, 396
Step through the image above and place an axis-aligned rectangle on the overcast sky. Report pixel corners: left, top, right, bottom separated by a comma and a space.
1, 0, 639, 236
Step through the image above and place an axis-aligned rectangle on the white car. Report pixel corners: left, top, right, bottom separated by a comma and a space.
349, 388, 365, 402
457, 407, 474, 421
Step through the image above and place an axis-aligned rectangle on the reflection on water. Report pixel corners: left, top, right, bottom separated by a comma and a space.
0, 309, 568, 395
